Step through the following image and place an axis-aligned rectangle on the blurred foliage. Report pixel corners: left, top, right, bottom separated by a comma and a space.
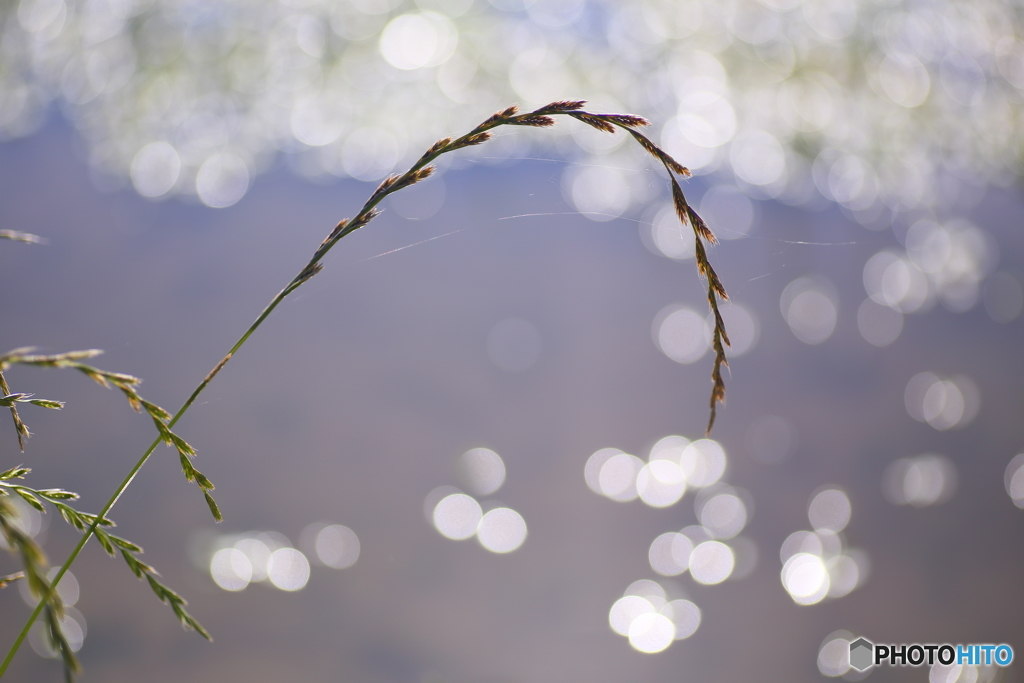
1, 0, 1022, 216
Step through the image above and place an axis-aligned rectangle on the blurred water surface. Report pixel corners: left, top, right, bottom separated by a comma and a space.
2, 1, 1024, 682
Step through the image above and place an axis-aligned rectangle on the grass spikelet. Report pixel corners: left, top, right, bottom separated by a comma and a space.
119, 388, 142, 413
141, 400, 172, 422
694, 240, 728, 300
319, 220, 348, 250
203, 491, 222, 522
0, 230, 45, 244
352, 208, 381, 230
0, 572, 25, 589
569, 112, 617, 133
511, 115, 556, 127
391, 166, 436, 194
626, 128, 691, 177
0, 346, 38, 360
451, 131, 492, 150
671, 177, 691, 224
686, 205, 716, 244
483, 105, 519, 125
0, 466, 30, 480
536, 100, 587, 113
28, 399, 64, 409
339, 208, 380, 240
371, 175, 400, 201
601, 113, 649, 128
707, 330, 729, 433
1, 371, 31, 450
296, 262, 324, 286
425, 137, 452, 156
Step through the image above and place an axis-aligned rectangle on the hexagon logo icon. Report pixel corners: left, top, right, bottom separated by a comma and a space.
849, 637, 874, 672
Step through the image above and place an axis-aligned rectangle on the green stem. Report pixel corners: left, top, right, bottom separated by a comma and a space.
0, 117, 455, 676
2, 102, 718, 678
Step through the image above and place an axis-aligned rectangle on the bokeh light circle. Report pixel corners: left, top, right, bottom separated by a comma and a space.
628, 612, 675, 653
808, 488, 851, 532
20, 568, 79, 608
857, 298, 904, 347
29, 606, 86, 658
818, 632, 853, 676
598, 452, 644, 502
314, 524, 360, 569
476, 507, 527, 553
234, 537, 272, 582
267, 548, 310, 591
679, 439, 727, 487
609, 595, 654, 637
883, 455, 958, 507
196, 153, 249, 209
655, 306, 708, 364
566, 165, 631, 221
699, 184, 755, 239
904, 372, 979, 430
1004, 453, 1024, 508
432, 493, 483, 539
664, 599, 701, 640
648, 203, 696, 260
636, 460, 687, 508
698, 491, 748, 539
130, 142, 180, 198
704, 302, 759, 357
379, 12, 457, 70
780, 277, 838, 345
456, 447, 506, 496
584, 447, 623, 495
648, 531, 693, 577
210, 548, 252, 591
689, 541, 734, 585
782, 552, 830, 605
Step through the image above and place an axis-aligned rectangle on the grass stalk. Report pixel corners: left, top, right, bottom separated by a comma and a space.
1, 100, 729, 678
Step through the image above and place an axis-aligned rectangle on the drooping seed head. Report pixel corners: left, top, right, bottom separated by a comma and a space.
539, 100, 587, 112
569, 112, 616, 133
511, 115, 556, 127
602, 113, 649, 128
686, 205, 717, 245
483, 106, 520, 126
453, 131, 492, 149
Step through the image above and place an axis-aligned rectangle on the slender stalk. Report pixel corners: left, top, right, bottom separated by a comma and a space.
2, 100, 728, 677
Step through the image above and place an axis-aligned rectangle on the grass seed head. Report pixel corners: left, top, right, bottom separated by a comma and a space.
427, 137, 452, 155
687, 205, 717, 244
484, 105, 519, 126
372, 175, 400, 200
570, 112, 616, 133
602, 113, 649, 128
512, 115, 555, 127
627, 129, 691, 176
539, 100, 587, 112
449, 131, 492, 151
